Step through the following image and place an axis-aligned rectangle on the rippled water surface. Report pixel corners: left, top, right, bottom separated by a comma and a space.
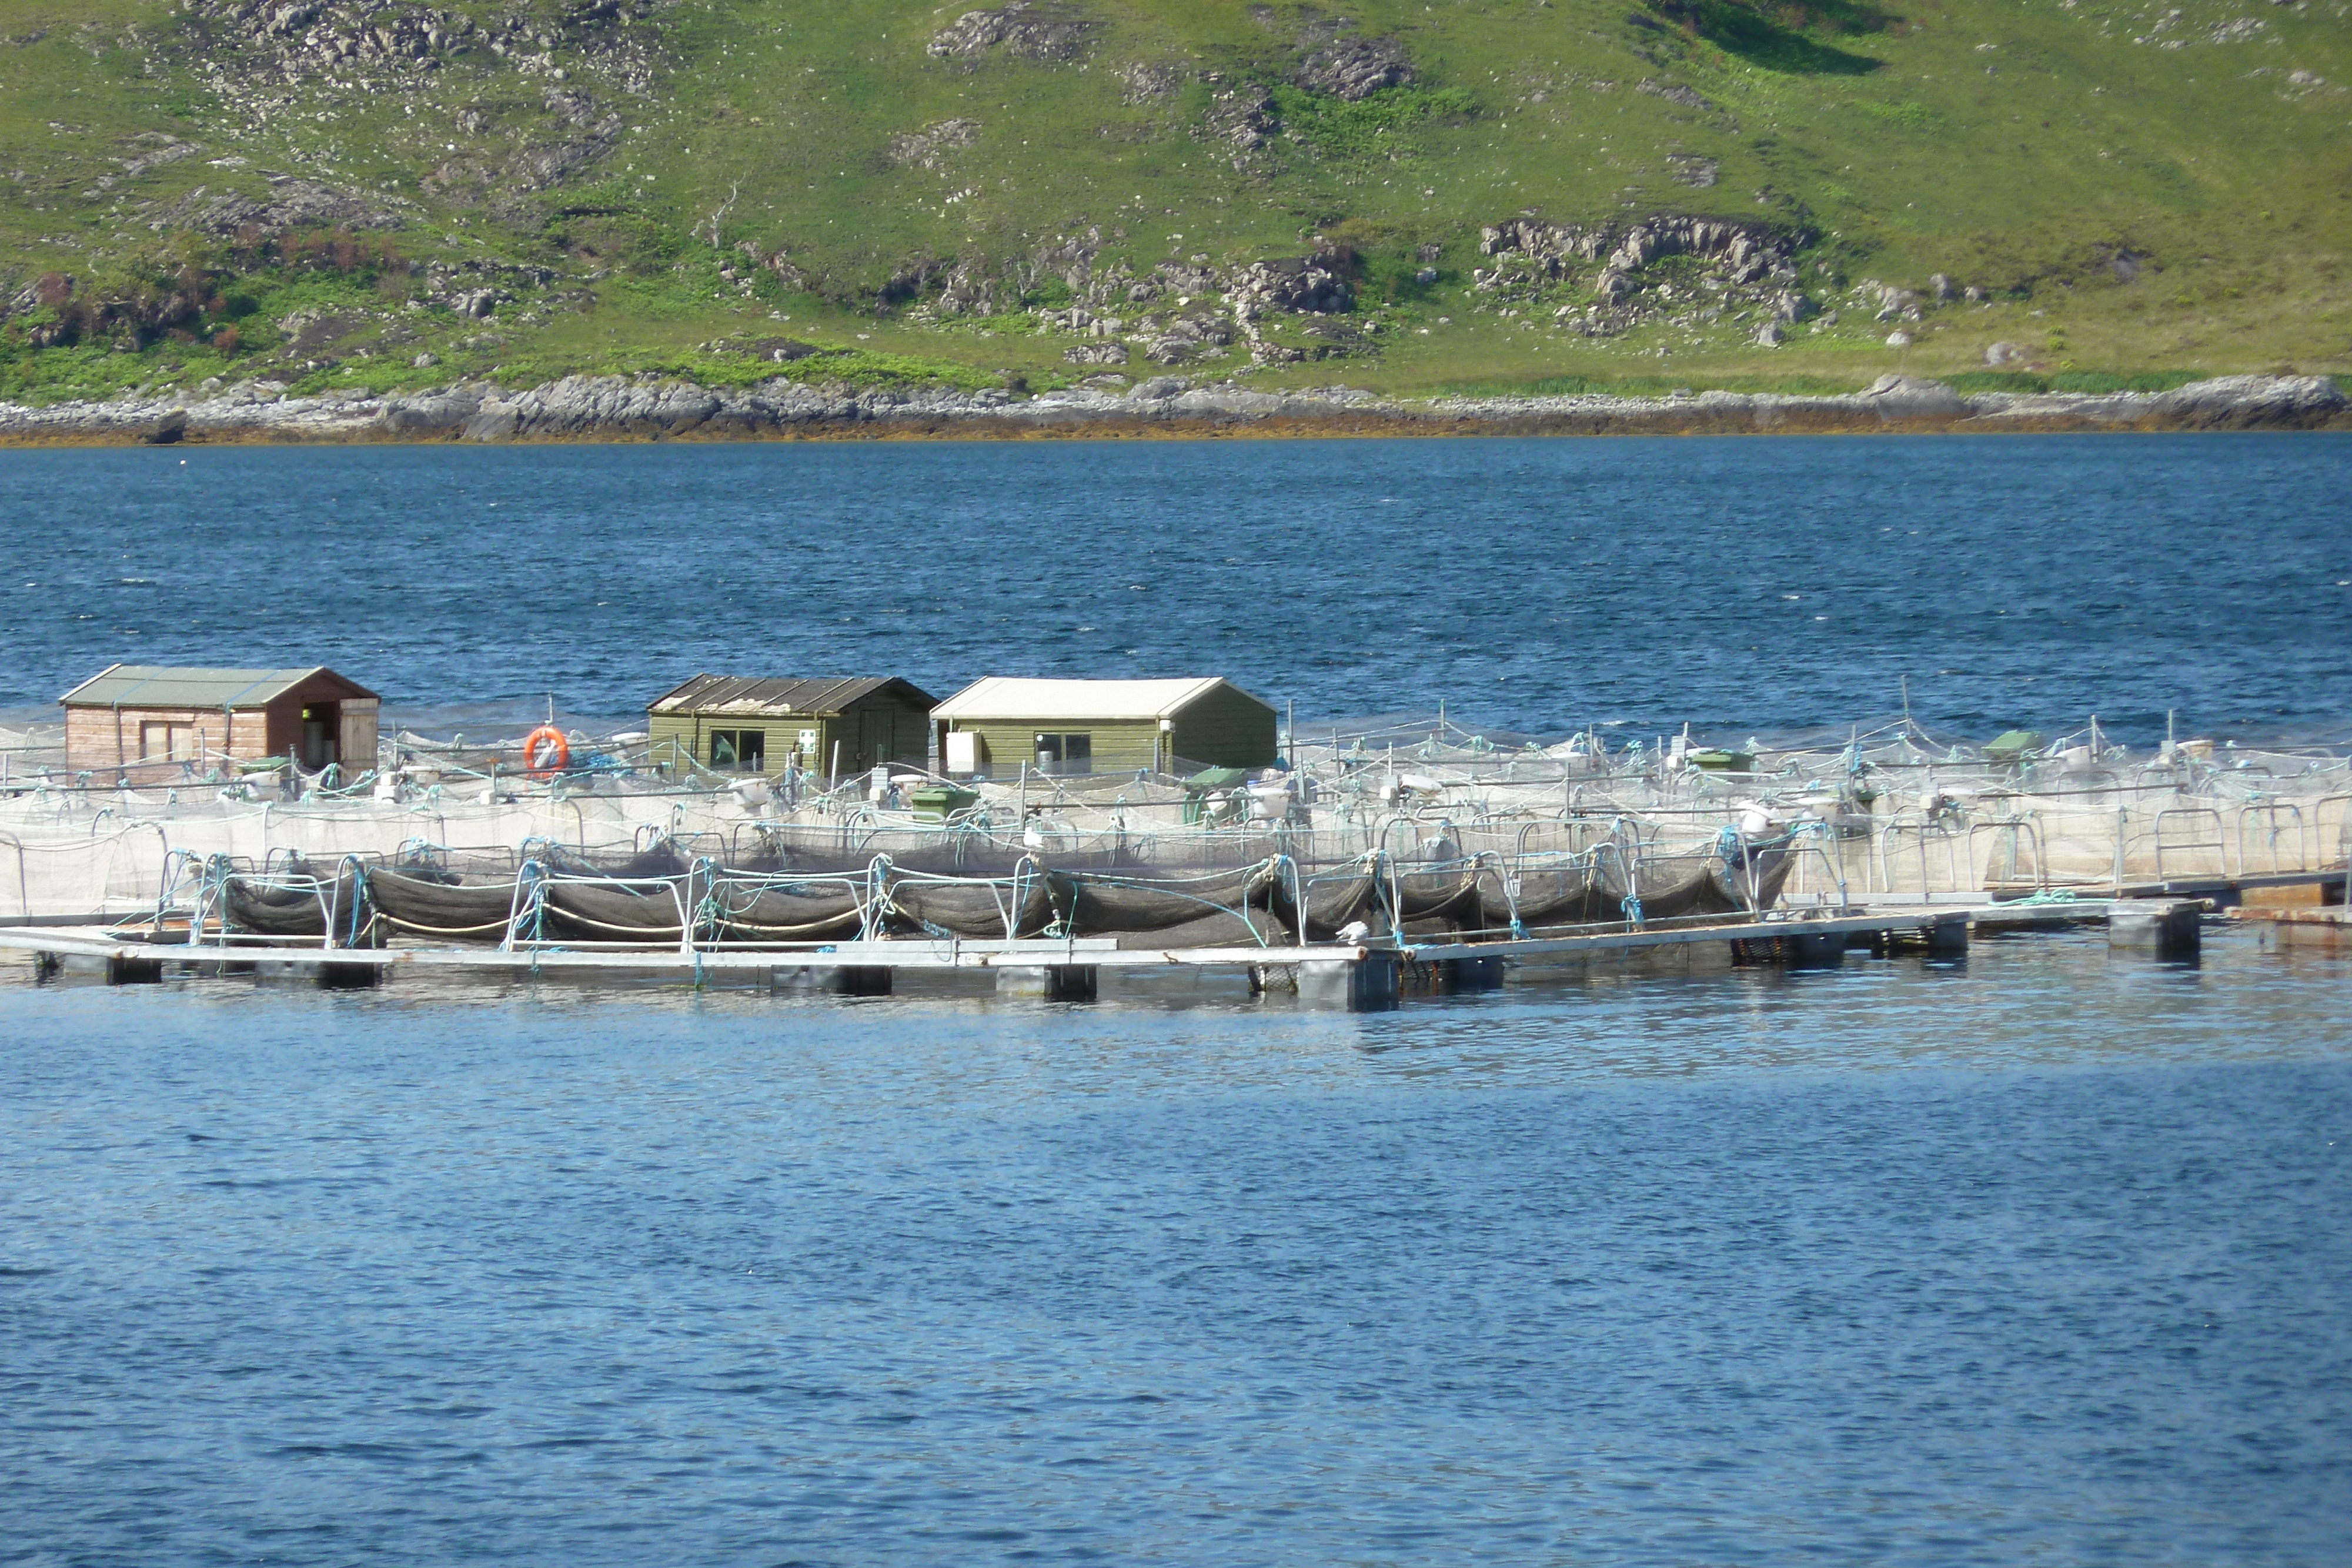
5, 930, 2350, 1566
1, 433, 2348, 741
5, 434, 2351, 1562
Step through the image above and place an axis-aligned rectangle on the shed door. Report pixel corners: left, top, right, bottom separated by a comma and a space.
859, 708, 893, 770
300, 703, 340, 769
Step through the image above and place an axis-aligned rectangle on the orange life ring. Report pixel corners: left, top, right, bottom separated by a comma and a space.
523, 725, 570, 775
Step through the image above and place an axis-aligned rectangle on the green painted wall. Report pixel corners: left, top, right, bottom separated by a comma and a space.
1171, 686, 1278, 770
944, 686, 1277, 778
647, 693, 930, 777
950, 720, 1162, 777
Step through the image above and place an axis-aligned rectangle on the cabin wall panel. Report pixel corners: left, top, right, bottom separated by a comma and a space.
63, 704, 270, 782
947, 720, 1160, 777
646, 701, 927, 777
1171, 687, 1278, 770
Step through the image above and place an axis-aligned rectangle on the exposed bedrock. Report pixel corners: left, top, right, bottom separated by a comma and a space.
1290, 35, 1415, 101
926, 2, 1094, 63
0, 375, 2341, 444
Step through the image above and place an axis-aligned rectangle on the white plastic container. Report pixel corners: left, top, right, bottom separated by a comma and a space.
1245, 781, 1292, 820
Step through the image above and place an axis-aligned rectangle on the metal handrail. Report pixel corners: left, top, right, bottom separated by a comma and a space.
2236, 801, 2308, 877
1871, 816, 1966, 897
2152, 806, 2228, 881
0, 829, 30, 922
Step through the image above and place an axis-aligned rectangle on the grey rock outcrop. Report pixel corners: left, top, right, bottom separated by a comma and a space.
1148, 303, 1235, 355
510, 92, 625, 196
1475, 213, 1800, 341
1155, 260, 1219, 295
1859, 373, 1961, 418
83, 138, 201, 198
188, 0, 670, 112
2149, 373, 2346, 427
928, 3, 1093, 62
148, 175, 408, 238
1203, 83, 1279, 166
378, 385, 488, 433
1, 375, 2341, 445
1117, 61, 1184, 102
461, 376, 723, 439
1228, 256, 1352, 315
1636, 79, 1710, 111
1482, 215, 1792, 283
137, 409, 191, 444
1963, 375, 2347, 430
1666, 154, 1719, 188
888, 119, 982, 171
1291, 35, 1413, 100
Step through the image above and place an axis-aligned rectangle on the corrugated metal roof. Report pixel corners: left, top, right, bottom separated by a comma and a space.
58, 665, 377, 709
647, 675, 933, 717
933, 677, 1262, 722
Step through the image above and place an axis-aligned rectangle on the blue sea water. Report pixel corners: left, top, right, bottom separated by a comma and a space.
0, 433, 2347, 743
2, 931, 2349, 1565
4, 434, 2351, 1564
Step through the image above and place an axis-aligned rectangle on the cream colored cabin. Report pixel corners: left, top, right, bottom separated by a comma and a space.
931, 677, 1278, 779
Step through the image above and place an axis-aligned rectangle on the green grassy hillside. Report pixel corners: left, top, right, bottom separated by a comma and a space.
1, 0, 2345, 406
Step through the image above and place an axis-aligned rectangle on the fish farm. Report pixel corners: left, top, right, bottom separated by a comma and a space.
3, 709, 2347, 1007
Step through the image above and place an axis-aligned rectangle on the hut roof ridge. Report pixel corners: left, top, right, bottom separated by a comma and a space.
933, 676, 1262, 722
648, 674, 933, 716
58, 664, 378, 708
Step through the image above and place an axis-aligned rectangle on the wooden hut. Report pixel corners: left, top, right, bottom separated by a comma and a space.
59, 664, 380, 782
647, 675, 937, 778
931, 677, 1277, 778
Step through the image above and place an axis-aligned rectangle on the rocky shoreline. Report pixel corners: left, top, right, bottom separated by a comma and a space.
0, 372, 2343, 446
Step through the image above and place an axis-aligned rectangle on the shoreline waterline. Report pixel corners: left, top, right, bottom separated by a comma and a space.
1, 370, 2344, 447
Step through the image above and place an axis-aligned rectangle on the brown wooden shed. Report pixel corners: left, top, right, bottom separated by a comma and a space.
60, 664, 380, 782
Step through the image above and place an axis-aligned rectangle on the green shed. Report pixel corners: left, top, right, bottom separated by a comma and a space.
647, 675, 937, 778
931, 677, 1278, 779
1984, 729, 2046, 766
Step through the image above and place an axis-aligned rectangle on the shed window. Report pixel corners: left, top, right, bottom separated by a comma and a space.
709, 728, 766, 771
140, 721, 194, 761
1034, 733, 1092, 776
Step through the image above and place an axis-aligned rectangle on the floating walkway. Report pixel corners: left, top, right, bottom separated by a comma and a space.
0, 897, 2234, 1009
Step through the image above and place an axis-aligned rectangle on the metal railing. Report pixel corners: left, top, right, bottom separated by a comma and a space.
2237, 802, 2310, 877
2152, 807, 2227, 881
